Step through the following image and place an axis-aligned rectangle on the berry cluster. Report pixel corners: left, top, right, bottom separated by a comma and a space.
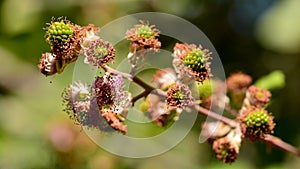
38, 17, 299, 163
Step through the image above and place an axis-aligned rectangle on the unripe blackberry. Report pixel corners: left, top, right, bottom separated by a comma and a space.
173, 43, 211, 83
135, 25, 154, 39
183, 48, 207, 72
46, 20, 74, 46
240, 109, 275, 141
245, 110, 269, 128
126, 20, 161, 52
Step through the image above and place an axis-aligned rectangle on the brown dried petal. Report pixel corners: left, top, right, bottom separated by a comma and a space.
101, 108, 127, 134
38, 52, 57, 76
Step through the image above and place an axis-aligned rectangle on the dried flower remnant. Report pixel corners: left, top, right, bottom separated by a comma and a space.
226, 72, 253, 110
92, 75, 130, 134
125, 20, 161, 73
93, 76, 114, 107
38, 52, 58, 76
62, 81, 91, 124
101, 108, 127, 134
239, 108, 275, 141
126, 20, 161, 53
212, 130, 242, 163
166, 84, 193, 109
108, 75, 132, 114
82, 36, 115, 67
93, 75, 131, 113
227, 72, 252, 94
144, 93, 176, 127
173, 43, 211, 83
201, 122, 232, 142
243, 85, 272, 109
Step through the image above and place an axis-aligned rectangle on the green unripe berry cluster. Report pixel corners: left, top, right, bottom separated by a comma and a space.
95, 45, 108, 58
47, 21, 74, 45
135, 25, 154, 39
245, 110, 269, 132
183, 48, 207, 72
173, 90, 183, 101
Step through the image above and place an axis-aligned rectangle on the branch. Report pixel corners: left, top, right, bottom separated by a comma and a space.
131, 90, 151, 105
102, 65, 133, 80
263, 134, 300, 157
193, 104, 238, 128
132, 76, 155, 91
102, 65, 300, 158
193, 104, 300, 157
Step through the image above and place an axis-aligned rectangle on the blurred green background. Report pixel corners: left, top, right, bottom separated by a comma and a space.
1, 0, 300, 168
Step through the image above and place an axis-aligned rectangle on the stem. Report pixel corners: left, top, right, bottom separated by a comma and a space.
102, 65, 132, 80
131, 90, 151, 105
193, 104, 238, 128
263, 134, 300, 157
225, 104, 239, 116
132, 76, 155, 91
131, 77, 158, 105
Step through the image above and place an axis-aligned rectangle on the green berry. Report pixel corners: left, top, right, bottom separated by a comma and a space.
46, 19, 74, 46
94, 45, 108, 58
244, 110, 270, 136
173, 90, 183, 101
183, 48, 207, 72
135, 25, 154, 39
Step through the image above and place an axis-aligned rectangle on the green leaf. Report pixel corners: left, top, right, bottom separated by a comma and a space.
255, 70, 285, 91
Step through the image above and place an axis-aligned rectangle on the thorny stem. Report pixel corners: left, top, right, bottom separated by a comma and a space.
102, 65, 300, 157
